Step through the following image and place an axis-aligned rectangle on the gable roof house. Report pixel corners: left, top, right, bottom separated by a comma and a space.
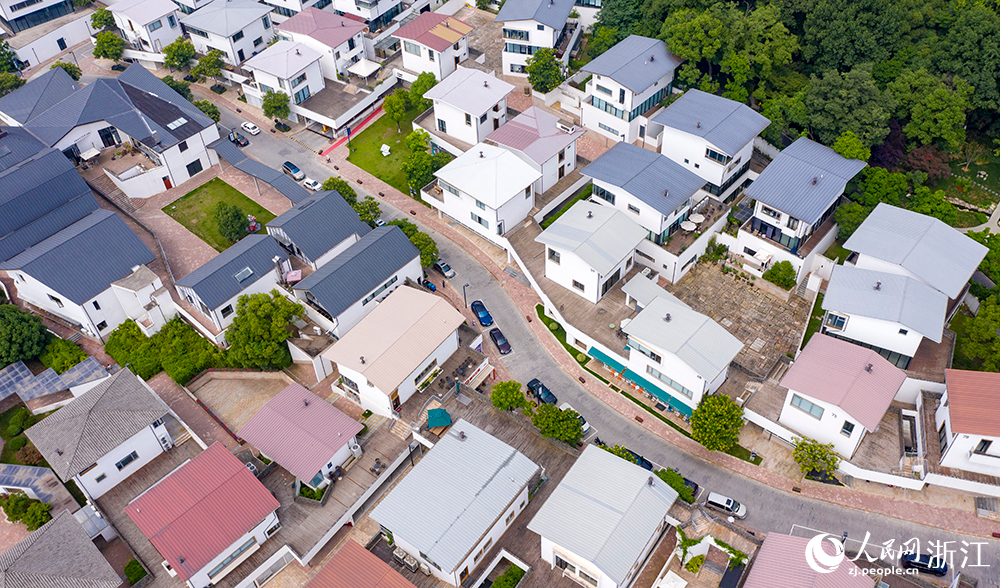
125, 443, 281, 588
486, 106, 584, 194
394, 13, 473, 80
495, 0, 576, 76
110, 0, 182, 54
266, 190, 371, 269
276, 8, 369, 78
292, 226, 421, 337
371, 420, 540, 586
307, 540, 416, 588
743, 533, 873, 588
0, 67, 79, 126
25, 369, 174, 500
417, 67, 515, 155
528, 445, 679, 588
242, 41, 325, 121
180, 0, 275, 65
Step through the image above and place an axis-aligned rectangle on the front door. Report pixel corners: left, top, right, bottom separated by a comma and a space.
460, 567, 469, 582
237, 48, 245, 62
454, 55, 460, 67
98, 126, 120, 148
493, 118, 500, 130
162, 176, 172, 190
558, 164, 565, 179
56, 37, 66, 50
390, 390, 401, 410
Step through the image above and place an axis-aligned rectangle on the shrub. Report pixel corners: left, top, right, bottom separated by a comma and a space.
21, 501, 51, 530
492, 564, 526, 588
762, 261, 797, 290
9, 407, 27, 429
16, 443, 43, 465
1, 492, 31, 520
124, 559, 147, 585
549, 322, 559, 331
685, 554, 705, 573
0, 305, 48, 368
215, 202, 249, 243
105, 318, 221, 384
654, 468, 695, 503
7, 423, 22, 437
298, 484, 324, 500
8, 436, 27, 452
39, 338, 88, 374
576, 353, 587, 363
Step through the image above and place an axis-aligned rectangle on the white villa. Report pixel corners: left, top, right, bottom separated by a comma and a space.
495, 0, 575, 75
486, 106, 583, 194
275, 8, 369, 78
394, 12, 472, 80
419, 68, 514, 155
180, 0, 274, 64
110, 0, 182, 53
242, 40, 325, 115
937, 370, 1000, 479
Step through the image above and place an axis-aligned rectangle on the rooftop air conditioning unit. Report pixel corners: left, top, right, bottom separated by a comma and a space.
419, 563, 431, 576
556, 119, 576, 134
349, 441, 363, 459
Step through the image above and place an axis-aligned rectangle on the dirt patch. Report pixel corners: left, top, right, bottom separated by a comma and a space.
187, 371, 295, 432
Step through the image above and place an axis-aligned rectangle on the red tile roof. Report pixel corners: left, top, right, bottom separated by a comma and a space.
277, 7, 367, 51
744, 534, 871, 588
306, 540, 416, 588
394, 13, 473, 53
236, 384, 363, 481
124, 443, 279, 581
945, 369, 1000, 437
780, 334, 906, 431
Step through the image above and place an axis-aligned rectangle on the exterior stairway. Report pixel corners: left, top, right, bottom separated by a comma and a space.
86, 175, 137, 213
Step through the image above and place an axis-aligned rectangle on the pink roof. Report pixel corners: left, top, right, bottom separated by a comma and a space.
780, 334, 906, 431
744, 534, 871, 588
394, 13, 473, 53
305, 540, 416, 588
945, 369, 1000, 437
486, 106, 583, 165
277, 7, 367, 50
124, 443, 279, 581
237, 384, 363, 481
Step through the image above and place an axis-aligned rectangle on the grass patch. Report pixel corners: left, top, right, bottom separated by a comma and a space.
535, 305, 588, 365
802, 292, 825, 349
953, 208, 989, 228
162, 177, 275, 252
949, 156, 1000, 194
347, 107, 422, 193
540, 184, 592, 229
939, 175, 998, 210
950, 308, 979, 371
823, 239, 851, 264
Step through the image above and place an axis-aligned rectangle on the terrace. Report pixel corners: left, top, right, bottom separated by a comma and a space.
662, 198, 728, 256
739, 214, 837, 259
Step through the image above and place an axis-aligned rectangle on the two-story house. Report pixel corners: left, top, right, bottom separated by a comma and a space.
736, 137, 867, 279
0, 0, 96, 68
495, 0, 575, 75
266, 190, 370, 269
649, 89, 769, 201
936, 370, 1000, 479
424, 143, 540, 247
243, 40, 325, 116
394, 12, 472, 80
26, 369, 174, 500
486, 106, 583, 194
180, 0, 274, 64
110, 0, 182, 53
418, 67, 514, 155
276, 8, 368, 78
580, 35, 682, 143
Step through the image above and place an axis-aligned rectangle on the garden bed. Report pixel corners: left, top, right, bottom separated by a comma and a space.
162, 178, 275, 252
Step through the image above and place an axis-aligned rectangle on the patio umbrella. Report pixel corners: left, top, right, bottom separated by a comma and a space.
427, 408, 452, 428
688, 213, 705, 224
680, 220, 698, 232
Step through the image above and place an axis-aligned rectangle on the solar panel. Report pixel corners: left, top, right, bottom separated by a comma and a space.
732, 203, 753, 224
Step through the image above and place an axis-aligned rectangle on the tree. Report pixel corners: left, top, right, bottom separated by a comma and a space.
402, 151, 435, 192
889, 69, 972, 149
163, 38, 196, 70
21, 501, 51, 531
965, 293, 1000, 371
792, 437, 840, 476
654, 468, 695, 503
908, 186, 957, 226
194, 99, 220, 122
410, 231, 439, 267
387, 218, 419, 238
760, 88, 808, 144
50, 61, 81, 81
723, 4, 800, 101
0, 72, 24, 97
832, 201, 870, 241
93, 31, 126, 62
857, 167, 908, 207
525, 48, 565, 94
601, 443, 640, 464
91, 6, 113, 29
532, 403, 583, 445
588, 26, 619, 57
354, 195, 382, 228
408, 72, 436, 112
870, 120, 905, 169
225, 290, 306, 369
762, 260, 797, 290
405, 129, 430, 154
900, 145, 950, 183
961, 142, 986, 171
322, 177, 358, 205
0, 306, 48, 369
801, 0, 902, 72
690, 394, 744, 452
804, 65, 894, 147
596, 0, 642, 37
660, 8, 728, 92
940, 4, 1000, 111
214, 202, 249, 242
491, 380, 529, 411
191, 49, 223, 82
38, 338, 87, 374
0, 42, 17, 74
0, 493, 31, 521
382, 89, 409, 131
160, 75, 193, 101
832, 131, 870, 162
15, 443, 42, 465
262, 90, 290, 120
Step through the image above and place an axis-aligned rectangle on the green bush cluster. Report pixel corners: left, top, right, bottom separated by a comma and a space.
298, 484, 324, 500
492, 564, 526, 588
105, 318, 222, 385
38, 338, 88, 374
0, 493, 51, 530
654, 468, 695, 503
124, 559, 147, 585
762, 260, 798, 290
685, 554, 705, 574
8, 436, 27, 452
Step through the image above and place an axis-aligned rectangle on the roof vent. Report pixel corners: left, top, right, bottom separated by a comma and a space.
56, 449, 63, 456
696, 121, 701, 129
303, 398, 310, 407
178, 557, 185, 564
295, 48, 301, 55
812, 176, 818, 185
479, 151, 484, 158
0, 129, 8, 139
445, 20, 450, 28
663, 188, 669, 198
483, 80, 488, 87
458, 431, 467, 440
663, 313, 671, 322
874, 281, 881, 291
587, 210, 593, 218
341, 21, 345, 26
648, 476, 654, 487
865, 363, 874, 373
360, 356, 365, 364
649, 55, 654, 62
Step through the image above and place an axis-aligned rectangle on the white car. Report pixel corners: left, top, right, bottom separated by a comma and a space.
559, 402, 590, 433
302, 178, 321, 191
241, 121, 261, 135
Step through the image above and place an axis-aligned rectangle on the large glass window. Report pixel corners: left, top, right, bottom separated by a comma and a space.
504, 43, 539, 55
596, 84, 612, 96
502, 28, 529, 40
208, 537, 257, 578
115, 451, 139, 471
646, 366, 694, 398
290, 72, 307, 87
791, 394, 824, 419
592, 184, 616, 205
705, 147, 731, 165
293, 86, 311, 104
404, 41, 421, 55
627, 338, 661, 363
362, 275, 398, 305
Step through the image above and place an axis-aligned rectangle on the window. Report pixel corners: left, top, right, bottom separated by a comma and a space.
549, 249, 560, 264
976, 439, 993, 454
694, 163, 699, 168
440, 180, 459, 195
221, 305, 234, 318
186, 159, 203, 177
598, 122, 619, 135
502, 28, 529, 41
178, 140, 188, 152
348, 37, 356, 50
465, 113, 472, 126
404, 41, 420, 55
480, 112, 488, 124
147, 19, 162, 32
116, 451, 139, 471
786, 217, 798, 230
558, 148, 565, 162
186, 25, 209, 38
627, 337, 662, 363
627, 204, 640, 214
342, 376, 359, 392
471, 212, 489, 228
93, 300, 101, 310
168, 14, 176, 27
362, 275, 398, 305
505, 510, 515, 525
263, 16, 271, 28
16, 274, 24, 282
293, 86, 311, 104
537, 24, 544, 30
596, 84, 612, 96
504, 43, 538, 56
593, 184, 616, 205
8, 0, 42, 12
290, 72, 307, 87
525, 186, 531, 198
95, 473, 107, 483
253, 36, 263, 47
414, 358, 438, 386
898, 328, 908, 335
232, 30, 244, 42
47, 294, 63, 308
97, 321, 108, 331
428, 50, 434, 62
419, 552, 441, 571
619, 88, 625, 103
555, 555, 577, 574
475, 199, 486, 210
208, 538, 257, 578
761, 206, 781, 219
579, 571, 598, 587
437, 118, 447, 133
825, 313, 847, 331
790, 394, 824, 419
646, 365, 694, 398
572, 280, 585, 291
705, 147, 731, 165
266, 523, 280, 536
454, 41, 461, 50
841, 421, 855, 436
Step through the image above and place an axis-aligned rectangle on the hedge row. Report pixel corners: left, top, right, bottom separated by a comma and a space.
105, 318, 223, 385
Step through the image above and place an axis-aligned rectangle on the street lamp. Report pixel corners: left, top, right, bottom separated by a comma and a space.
67, 50, 78, 66
462, 283, 470, 308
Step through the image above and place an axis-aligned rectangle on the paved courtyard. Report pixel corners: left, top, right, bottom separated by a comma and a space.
187, 370, 297, 433
456, 7, 503, 75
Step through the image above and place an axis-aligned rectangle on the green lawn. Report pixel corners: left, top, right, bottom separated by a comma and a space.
823, 240, 851, 264
950, 308, 980, 371
801, 293, 825, 349
347, 107, 423, 194
949, 154, 1000, 194
938, 174, 998, 210
162, 178, 275, 252
953, 208, 989, 228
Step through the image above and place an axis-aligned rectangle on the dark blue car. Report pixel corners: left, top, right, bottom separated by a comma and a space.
901, 553, 948, 577
471, 300, 493, 326
527, 379, 557, 405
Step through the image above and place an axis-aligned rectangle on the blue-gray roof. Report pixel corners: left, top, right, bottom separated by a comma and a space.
266, 191, 370, 262
211, 137, 311, 204
0, 68, 80, 125
180, 0, 272, 37
294, 226, 418, 318
0, 210, 155, 305
651, 89, 770, 155
175, 234, 289, 310
0, 126, 47, 171
745, 137, 867, 225
583, 35, 683, 95
583, 142, 706, 216
495, 0, 574, 30
0, 358, 107, 403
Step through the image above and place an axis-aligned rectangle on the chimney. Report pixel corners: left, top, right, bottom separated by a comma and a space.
874, 281, 881, 291
663, 313, 671, 322
587, 210, 593, 218
445, 20, 450, 28
341, 21, 345, 26
152, 130, 159, 144
458, 431, 466, 440
360, 356, 366, 364
56, 449, 63, 456
649, 55, 654, 62
663, 188, 669, 198
648, 476, 654, 487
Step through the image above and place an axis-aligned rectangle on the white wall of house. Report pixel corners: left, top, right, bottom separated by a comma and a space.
170, 0, 212, 14
506, 139, 576, 194
581, 72, 672, 143
104, 165, 170, 199
589, 179, 692, 242
431, 99, 507, 149
187, 16, 274, 65
266, 226, 359, 270
247, 57, 324, 106
821, 311, 925, 359
543, 244, 634, 305
937, 396, 1000, 477
187, 511, 281, 588
778, 389, 866, 458
539, 518, 667, 588
114, 10, 181, 53
426, 176, 533, 247
74, 421, 169, 499
624, 335, 704, 414
13, 13, 95, 69
0, 0, 63, 22
500, 19, 557, 75
277, 29, 365, 78
176, 262, 289, 331
330, 0, 400, 30
638, 210, 726, 285
401, 36, 467, 80
658, 129, 753, 192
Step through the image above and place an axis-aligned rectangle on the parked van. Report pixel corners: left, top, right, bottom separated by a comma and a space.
705, 492, 747, 519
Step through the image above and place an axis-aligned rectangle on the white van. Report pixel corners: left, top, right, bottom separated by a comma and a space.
705, 492, 748, 519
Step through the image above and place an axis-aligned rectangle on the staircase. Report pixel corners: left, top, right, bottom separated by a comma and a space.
86, 175, 137, 213
390, 418, 414, 439
794, 273, 810, 299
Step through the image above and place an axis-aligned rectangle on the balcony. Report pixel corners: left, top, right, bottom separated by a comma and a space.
739, 215, 835, 258
421, 178, 444, 203
661, 199, 728, 256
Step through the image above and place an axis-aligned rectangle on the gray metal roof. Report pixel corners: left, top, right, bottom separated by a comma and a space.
0, 510, 121, 588
651, 89, 769, 156
210, 137, 311, 203
175, 234, 289, 310
535, 202, 648, 276
583, 35, 683, 95
266, 191, 370, 262
0, 68, 80, 125
180, 0, 272, 37
623, 294, 743, 381
744, 137, 866, 225
293, 226, 418, 318
843, 203, 988, 299
527, 445, 677, 585
0, 127, 47, 171
583, 142, 706, 216
823, 265, 947, 342
423, 68, 514, 116
244, 41, 322, 80
0, 357, 108, 403
0, 210, 156, 305
371, 420, 539, 572
621, 273, 686, 308
494, 0, 575, 29
25, 369, 169, 480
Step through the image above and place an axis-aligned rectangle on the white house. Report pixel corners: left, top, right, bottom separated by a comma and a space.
486, 106, 583, 194
175, 235, 292, 333
936, 369, 1000, 478
275, 8, 368, 78
323, 286, 465, 417
419, 67, 514, 155
330, 0, 400, 34
110, 0, 182, 53
371, 420, 540, 586
648, 89, 769, 201
125, 443, 281, 588
535, 202, 646, 304
736, 137, 867, 279
394, 12, 472, 80
821, 264, 947, 369
528, 445, 679, 588
170, 0, 213, 14
0, 0, 96, 69
25, 369, 174, 500
180, 0, 274, 64
843, 202, 989, 301
580, 35, 683, 143
266, 190, 371, 270
292, 226, 421, 337
495, 0, 575, 75
778, 334, 907, 458
425, 143, 540, 246
243, 40, 325, 114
